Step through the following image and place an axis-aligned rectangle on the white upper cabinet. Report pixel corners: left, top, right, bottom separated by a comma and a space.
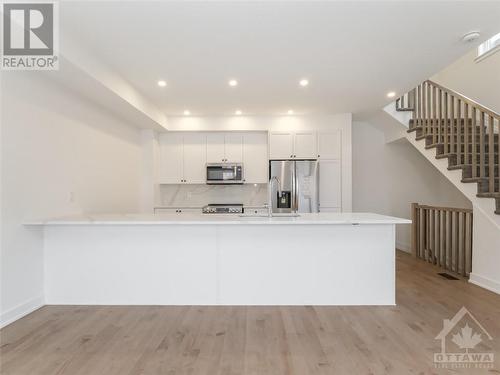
294, 131, 317, 159
159, 133, 184, 184
269, 132, 294, 159
224, 133, 243, 163
317, 130, 341, 159
159, 132, 267, 185
269, 131, 317, 159
183, 133, 207, 184
243, 132, 268, 183
207, 133, 243, 163
206, 133, 226, 163
319, 159, 342, 210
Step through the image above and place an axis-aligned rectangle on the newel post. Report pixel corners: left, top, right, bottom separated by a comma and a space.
411, 203, 418, 257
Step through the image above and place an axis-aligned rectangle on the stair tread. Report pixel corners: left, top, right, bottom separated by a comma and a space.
477, 192, 500, 198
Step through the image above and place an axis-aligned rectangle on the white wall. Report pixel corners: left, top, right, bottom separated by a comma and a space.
0, 73, 143, 327
432, 48, 500, 114
352, 121, 471, 252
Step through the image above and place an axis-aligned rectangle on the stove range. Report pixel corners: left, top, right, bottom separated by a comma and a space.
202, 203, 244, 214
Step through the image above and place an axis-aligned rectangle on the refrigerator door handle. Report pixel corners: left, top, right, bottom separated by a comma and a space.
293, 163, 299, 213
291, 166, 294, 212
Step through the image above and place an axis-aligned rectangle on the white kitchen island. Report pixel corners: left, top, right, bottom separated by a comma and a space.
28, 213, 410, 306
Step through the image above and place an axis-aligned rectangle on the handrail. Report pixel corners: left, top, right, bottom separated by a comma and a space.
425, 80, 499, 120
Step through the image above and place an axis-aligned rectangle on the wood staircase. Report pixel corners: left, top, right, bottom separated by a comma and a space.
398, 80, 500, 215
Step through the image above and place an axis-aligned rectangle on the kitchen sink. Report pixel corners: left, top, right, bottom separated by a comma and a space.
238, 213, 301, 218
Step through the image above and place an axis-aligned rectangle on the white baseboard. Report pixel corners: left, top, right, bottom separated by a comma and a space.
396, 241, 411, 253
469, 273, 500, 295
0, 296, 44, 328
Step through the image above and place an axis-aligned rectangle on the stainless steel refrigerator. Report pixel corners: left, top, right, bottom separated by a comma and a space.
269, 160, 319, 213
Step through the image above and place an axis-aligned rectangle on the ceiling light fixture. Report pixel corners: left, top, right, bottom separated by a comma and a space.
229, 79, 238, 87
299, 79, 309, 87
157, 80, 167, 87
235, 110, 242, 115
183, 110, 190, 116
462, 31, 481, 43
287, 110, 294, 115
387, 91, 396, 98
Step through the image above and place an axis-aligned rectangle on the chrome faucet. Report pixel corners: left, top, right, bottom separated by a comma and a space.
268, 176, 282, 217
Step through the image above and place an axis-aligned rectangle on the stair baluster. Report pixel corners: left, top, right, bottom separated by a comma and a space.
403, 80, 499, 214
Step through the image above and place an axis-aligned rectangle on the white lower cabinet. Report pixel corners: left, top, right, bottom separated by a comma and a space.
155, 208, 201, 214
319, 159, 342, 211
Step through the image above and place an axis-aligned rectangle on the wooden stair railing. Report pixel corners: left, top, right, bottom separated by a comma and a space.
411, 203, 473, 277
396, 89, 415, 112
404, 80, 500, 215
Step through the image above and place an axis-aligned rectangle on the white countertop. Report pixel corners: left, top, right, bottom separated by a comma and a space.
25, 212, 411, 226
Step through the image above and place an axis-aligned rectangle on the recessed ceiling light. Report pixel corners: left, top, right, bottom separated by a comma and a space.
287, 110, 294, 115
387, 91, 396, 98
228, 79, 238, 87
235, 110, 242, 115
157, 80, 167, 87
299, 79, 309, 87
183, 110, 190, 116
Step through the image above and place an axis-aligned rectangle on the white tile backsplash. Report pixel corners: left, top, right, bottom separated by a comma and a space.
159, 184, 267, 207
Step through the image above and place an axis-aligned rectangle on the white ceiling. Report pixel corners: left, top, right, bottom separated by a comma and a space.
60, 1, 500, 117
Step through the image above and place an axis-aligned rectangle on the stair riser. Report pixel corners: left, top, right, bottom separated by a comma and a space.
426, 134, 499, 141
414, 127, 492, 139
446, 154, 499, 167
433, 144, 499, 154
461, 166, 500, 179
424, 135, 499, 146
477, 180, 500, 194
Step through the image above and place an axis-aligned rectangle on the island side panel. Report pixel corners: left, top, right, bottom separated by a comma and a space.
44, 225, 218, 305
217, 224, 395, 305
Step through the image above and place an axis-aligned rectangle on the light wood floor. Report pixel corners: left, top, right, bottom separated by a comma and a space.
1, 251, 500, 375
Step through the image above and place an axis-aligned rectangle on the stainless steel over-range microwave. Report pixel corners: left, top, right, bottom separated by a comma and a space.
206, 163, 244, 184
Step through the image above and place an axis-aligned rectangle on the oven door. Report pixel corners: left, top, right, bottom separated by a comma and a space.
206, 164, 243, 184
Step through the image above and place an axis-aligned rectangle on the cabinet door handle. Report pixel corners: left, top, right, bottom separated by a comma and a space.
318, 155, 320, 158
